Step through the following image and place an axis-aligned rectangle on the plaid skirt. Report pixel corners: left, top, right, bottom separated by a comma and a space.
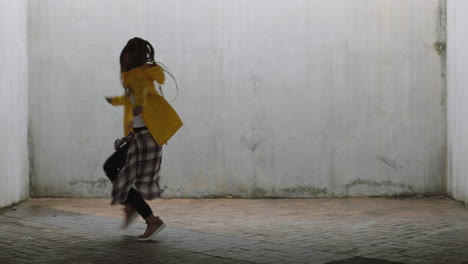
111, 130, 164, 204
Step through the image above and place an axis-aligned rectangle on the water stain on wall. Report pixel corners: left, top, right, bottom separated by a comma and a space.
344, 178, 414, 195
241, 136, 263, 153
69, 178, 108, 189
252, 187, 267, 197
376, 155, 403, 170
280, 185, 328, 196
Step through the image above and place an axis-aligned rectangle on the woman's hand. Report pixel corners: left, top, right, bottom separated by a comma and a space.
114, 138, 125, 150
114, 133, 135, 150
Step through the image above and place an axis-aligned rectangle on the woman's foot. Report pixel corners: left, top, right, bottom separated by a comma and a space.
137, 214, 166, 241
121, 204, 138, 229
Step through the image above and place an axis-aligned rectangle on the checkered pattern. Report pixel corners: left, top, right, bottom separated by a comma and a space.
111, 130, 164, 204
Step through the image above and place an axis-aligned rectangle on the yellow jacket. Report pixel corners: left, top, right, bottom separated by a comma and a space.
110, 64, 183, 145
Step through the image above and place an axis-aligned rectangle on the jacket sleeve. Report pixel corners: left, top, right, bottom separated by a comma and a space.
110, 95, 126, 106
144, 64, 165, 84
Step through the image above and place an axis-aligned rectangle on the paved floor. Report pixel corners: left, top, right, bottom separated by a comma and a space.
1, 197, 468, 264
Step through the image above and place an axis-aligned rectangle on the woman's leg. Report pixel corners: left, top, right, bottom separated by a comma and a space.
125, 188, 165, 241
125, 188, 153, 219
137, 214, 165, 241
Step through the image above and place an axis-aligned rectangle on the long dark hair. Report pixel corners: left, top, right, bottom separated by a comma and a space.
120, 37, 155, 72
120, 37, 178, 99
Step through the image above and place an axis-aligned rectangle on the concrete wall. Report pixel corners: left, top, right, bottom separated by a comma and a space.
0, 0, 29, 207
29, 0, 447, 198
447, 0, 468, 204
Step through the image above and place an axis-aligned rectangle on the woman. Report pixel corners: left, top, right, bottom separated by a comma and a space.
105, 37, 182, 241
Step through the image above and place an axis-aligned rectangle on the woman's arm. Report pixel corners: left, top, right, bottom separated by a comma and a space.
106, 95, 126, 106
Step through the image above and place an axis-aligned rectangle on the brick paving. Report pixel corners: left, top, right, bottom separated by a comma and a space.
1, 197, 468, 264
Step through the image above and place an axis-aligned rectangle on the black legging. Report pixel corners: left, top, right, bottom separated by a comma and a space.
103, 142, 153, 219
126, 188, 153, 219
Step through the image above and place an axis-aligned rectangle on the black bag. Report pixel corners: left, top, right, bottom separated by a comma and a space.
103, 142, 130, 182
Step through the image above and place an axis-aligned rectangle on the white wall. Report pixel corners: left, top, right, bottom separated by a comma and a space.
29, 0, 447, 198
447, 0, 468, 204
0, 0, 29, 207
